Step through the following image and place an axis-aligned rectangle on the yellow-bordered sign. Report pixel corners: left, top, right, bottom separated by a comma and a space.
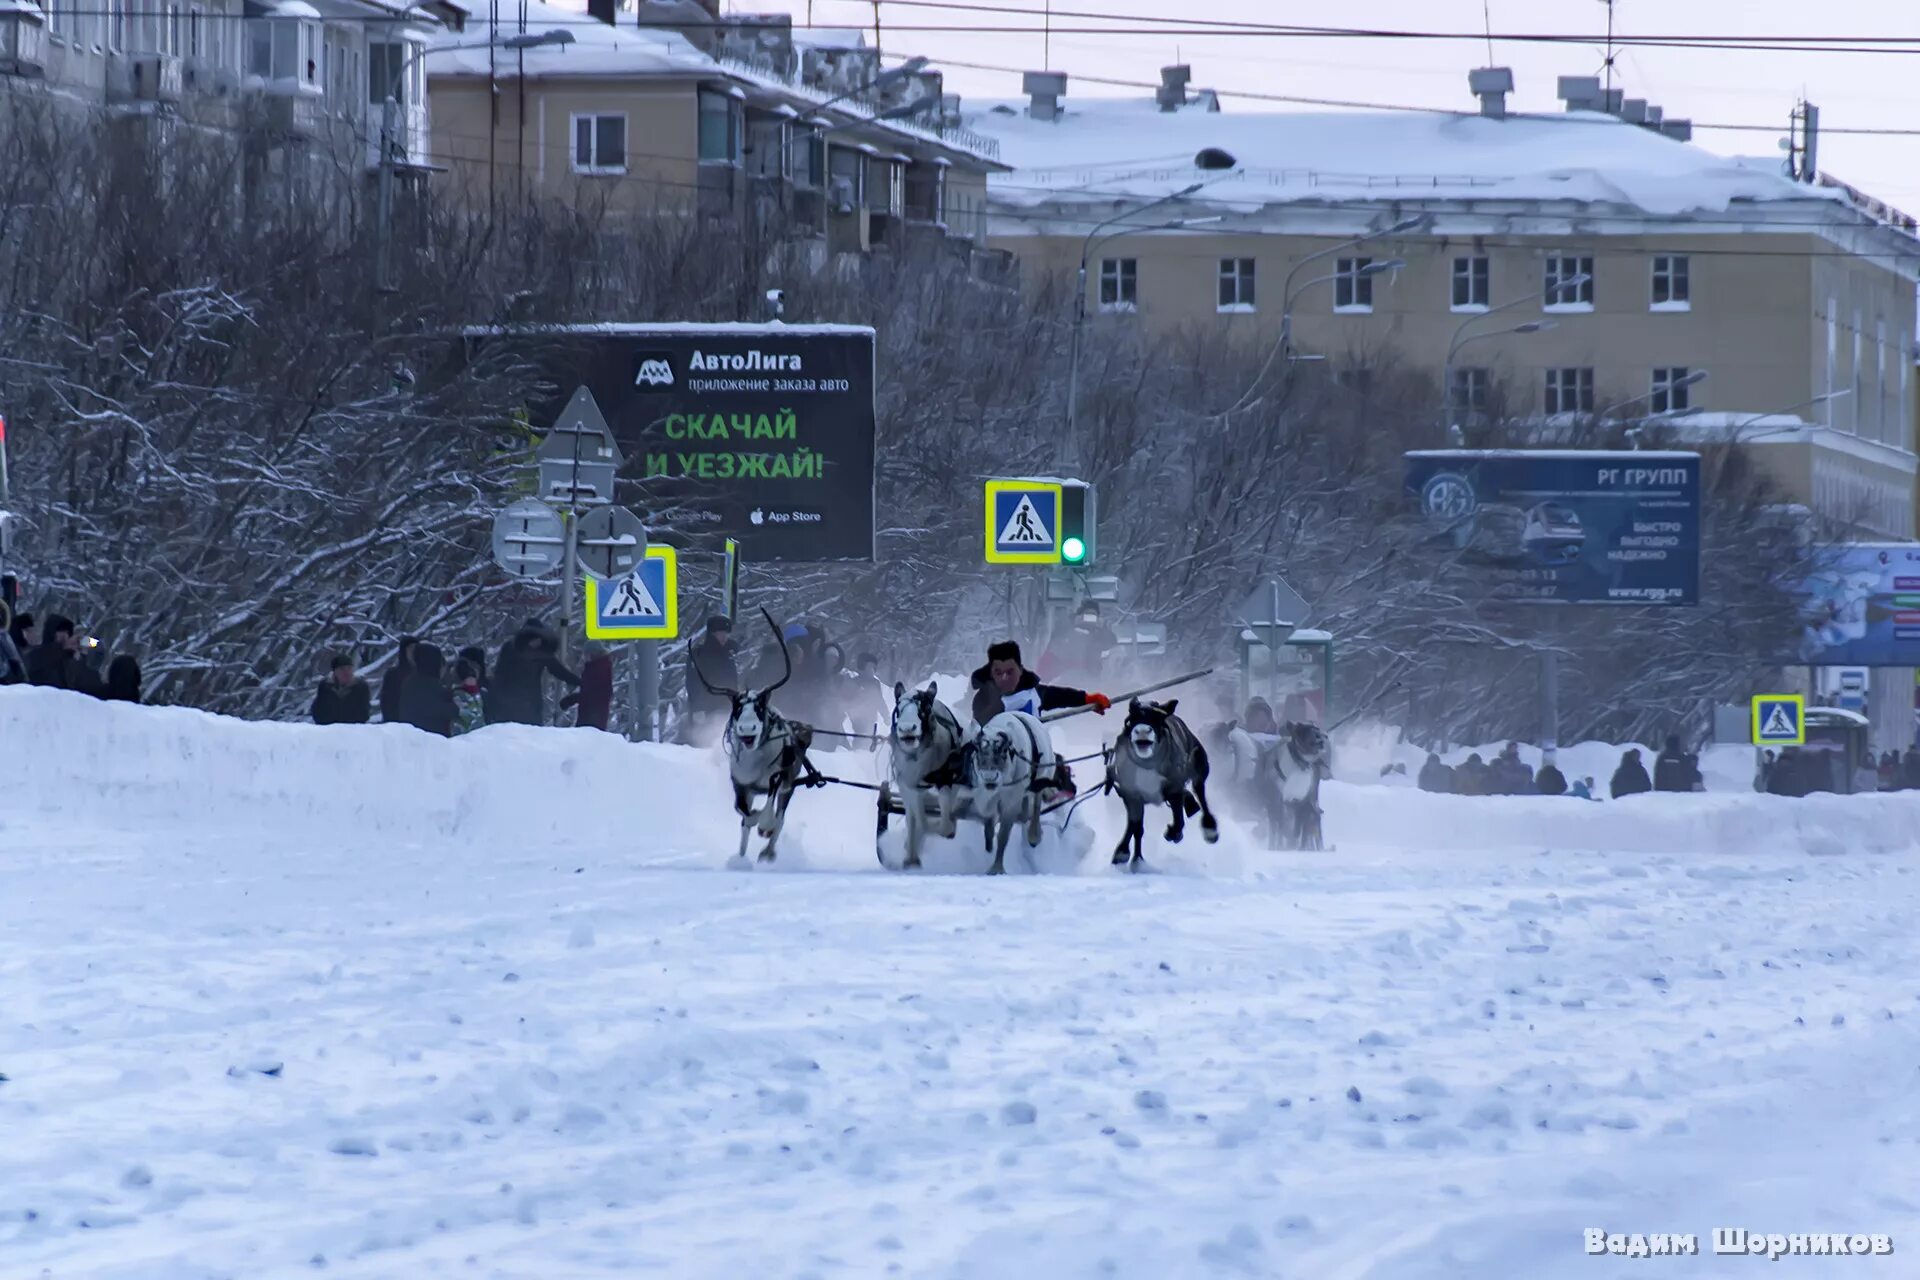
584, 544, 678, 640
1751, 694, 1805, 746
984, 479, 1063, 565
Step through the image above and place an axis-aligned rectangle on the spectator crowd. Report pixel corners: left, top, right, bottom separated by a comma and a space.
1417, 735, 1706, 801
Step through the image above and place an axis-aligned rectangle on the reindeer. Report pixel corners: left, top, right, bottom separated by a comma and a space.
692, 610, 820, 865
1111, 698, 1218, 871
964, 709, 1057, 876
1258, 721, 1333, 850
878, 681, 968, 870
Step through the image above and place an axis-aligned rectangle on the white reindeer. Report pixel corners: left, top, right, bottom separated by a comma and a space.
964, 709, 1057, 876
879, 681, 968, 871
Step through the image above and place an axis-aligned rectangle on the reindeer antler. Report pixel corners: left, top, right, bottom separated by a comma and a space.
760, 607, 794, 694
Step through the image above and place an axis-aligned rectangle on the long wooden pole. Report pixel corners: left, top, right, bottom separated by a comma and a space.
1039, 667, 1214, 723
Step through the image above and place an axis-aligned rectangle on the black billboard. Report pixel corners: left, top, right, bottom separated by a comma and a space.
530, 324, 876, 563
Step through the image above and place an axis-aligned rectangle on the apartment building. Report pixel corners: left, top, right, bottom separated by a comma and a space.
0, 0, 460, 183
972, 67, 1920, 540
426, 0, 1007, 266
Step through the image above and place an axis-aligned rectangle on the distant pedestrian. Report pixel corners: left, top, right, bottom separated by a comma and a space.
379, 636, 420, 724
25, 615, 106, 695
1455, 753, 1491, 796
0, 625, 23, 685
1611, 748, 1653, 799
1570, 776, 1598, 800
397, 642, 456, 737
489, 619, 578, 726
452, 657, 486, 735
103, 654, 142, 704
562, 646, 614, 731
1417, 752, 1454, 794
312, 654, 372, 725
685, 616, 738, 746
1653, 734, 1701, 793
1535, 752, 1567, 796
1903, 746, 1920, 791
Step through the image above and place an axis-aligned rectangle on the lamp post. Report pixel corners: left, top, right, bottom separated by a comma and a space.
378, 27, 574, 292
1223, 215, 1427, 416
1277, 214, 1428, 362
1441, 318, 1556, 434
1063, 149, 1239, 441
1608, 369, 1711, 446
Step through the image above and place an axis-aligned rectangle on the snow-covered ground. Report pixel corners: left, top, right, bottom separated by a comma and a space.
5, 686, 1919, 1278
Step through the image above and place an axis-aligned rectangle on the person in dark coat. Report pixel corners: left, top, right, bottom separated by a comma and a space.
684, 617, 739, 746
1417, 752, 1454, 794
1454, 752, 1491, 796
969, 639, 1109, 727
0, 627, 22, 685
561, 646, 614, 731
379, 636, 419, 724
103, 654, 142, 703
6, 610, 34, 662
457, 645, 489, 692
397, 642, 456, 737
1902, 746, 1920, 791
25, 615, 106, 695
312, 654, 372, 725
488, 619, 579, 726
1491, 742, 1534, 795
1652, 735, 1701, 793
1611, 748, 1654, 799
1536, 752, 1568, 796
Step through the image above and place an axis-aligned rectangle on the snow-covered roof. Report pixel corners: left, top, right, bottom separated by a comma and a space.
969, 96, 1877, 224
793, 27, 867, 51
427, 0, 712, 77
0, 0, 46, 15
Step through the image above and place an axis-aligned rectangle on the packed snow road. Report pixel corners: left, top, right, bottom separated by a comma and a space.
4, 689, 1919, 1278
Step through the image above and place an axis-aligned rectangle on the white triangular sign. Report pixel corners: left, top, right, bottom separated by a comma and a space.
997, 494, 1053, 547
1761, 703, 1797, 738
604, 572, 663, 619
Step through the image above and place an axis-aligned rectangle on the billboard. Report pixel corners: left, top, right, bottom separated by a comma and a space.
524, 324, 876, 562
1403, 450, 1701, 605
1793, 542, 1920, 667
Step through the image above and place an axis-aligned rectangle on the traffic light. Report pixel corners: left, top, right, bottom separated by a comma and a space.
1060, 480, 1096, 567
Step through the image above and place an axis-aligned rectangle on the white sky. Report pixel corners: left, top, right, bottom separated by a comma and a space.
720, 0, 1920, 209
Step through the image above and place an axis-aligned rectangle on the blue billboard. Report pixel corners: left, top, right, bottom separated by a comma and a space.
1794, 542, 1920, 666
1404, 450, 1701, 605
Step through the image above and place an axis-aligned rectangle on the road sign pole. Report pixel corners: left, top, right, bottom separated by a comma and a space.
560, 509, 578, 670
722, 537, 740, 622
632, 638, 660, 742
1541, 648, 1559, 753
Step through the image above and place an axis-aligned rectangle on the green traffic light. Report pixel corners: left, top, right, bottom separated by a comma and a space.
1061, 535, 1087, 563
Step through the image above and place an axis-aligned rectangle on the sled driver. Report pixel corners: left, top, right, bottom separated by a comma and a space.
969, 640, 1111, 796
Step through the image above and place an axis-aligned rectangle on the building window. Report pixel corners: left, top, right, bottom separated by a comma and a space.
1099, 258, 1137, 312
368, 40, 409, 104
792, 132, 825, 187
1651, 255, 1690, 310
104, 0, 124, 51
1334, 256, 1375, 312
1876, 318, 1889, 438
1218, 257, 1256, 312
1853, 312, 1863, 433
1544, 255, 1594, 309
1650, 367, 1694, 415
826, 145, 862, 205
1449, 367, 1489, 417
571, 113, 628, 175
1451, 255, 1489, 310
1544, 367, 1594, 415
698, 89, 739, 164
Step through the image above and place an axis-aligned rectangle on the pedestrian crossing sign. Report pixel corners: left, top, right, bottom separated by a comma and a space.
584, 545, 678, 640
1751, 694, 1805, 746
985, 480, 1063, 565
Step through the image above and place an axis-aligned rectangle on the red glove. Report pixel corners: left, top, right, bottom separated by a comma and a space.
1086, 692, 1112, 714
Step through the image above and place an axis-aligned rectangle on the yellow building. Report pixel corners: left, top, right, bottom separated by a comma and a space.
972, 67, 1920, 539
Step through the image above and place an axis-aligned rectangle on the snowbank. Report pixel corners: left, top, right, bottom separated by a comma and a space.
11, 686, 1918, 871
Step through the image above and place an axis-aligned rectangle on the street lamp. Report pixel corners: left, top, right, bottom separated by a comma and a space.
1438, 281, 1584, 430
1064, 148, 1240, 441
1605, 368, 1710, 421
1278, 214, 1428, 360
1223, 215, 1427, 415
378, 26, 574, 291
